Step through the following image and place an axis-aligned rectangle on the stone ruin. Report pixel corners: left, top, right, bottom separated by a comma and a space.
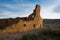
0, 5, 43, 34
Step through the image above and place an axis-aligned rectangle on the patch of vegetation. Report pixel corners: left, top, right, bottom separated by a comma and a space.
21, 24, 60, 40
21, 30, 60, 40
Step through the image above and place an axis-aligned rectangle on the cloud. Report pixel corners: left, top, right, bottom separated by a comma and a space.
0, 4, 35, 19
53, 5, 60, 13
0, 4, 21, 13
0, 11, 20, 19
0, 0, 60, 19
41, 0, 60, 19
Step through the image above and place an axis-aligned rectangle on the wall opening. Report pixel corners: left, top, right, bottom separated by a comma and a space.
24, 24, 26, 27
33, 24, 36, 28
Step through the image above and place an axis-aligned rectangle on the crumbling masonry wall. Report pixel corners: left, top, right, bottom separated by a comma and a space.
0, 5, 43, 34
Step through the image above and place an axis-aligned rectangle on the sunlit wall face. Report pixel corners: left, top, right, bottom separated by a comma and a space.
0, 0, 60, 19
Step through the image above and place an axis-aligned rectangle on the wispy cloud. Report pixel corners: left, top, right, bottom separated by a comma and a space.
0, 0, 60, 19
53, 5, 60, 13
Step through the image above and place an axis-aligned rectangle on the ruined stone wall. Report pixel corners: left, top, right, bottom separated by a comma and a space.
0, 5, 43, 35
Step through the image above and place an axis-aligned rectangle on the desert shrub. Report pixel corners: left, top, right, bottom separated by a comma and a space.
21, 29, 60, 40
21, 33, 38, 40
58, 25, 60, 28
21, 24, 60, 40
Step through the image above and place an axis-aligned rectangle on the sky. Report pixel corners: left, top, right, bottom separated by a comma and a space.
0, 0, 60, 19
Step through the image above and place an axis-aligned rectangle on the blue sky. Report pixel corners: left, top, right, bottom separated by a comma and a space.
0, 0, 60, 19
